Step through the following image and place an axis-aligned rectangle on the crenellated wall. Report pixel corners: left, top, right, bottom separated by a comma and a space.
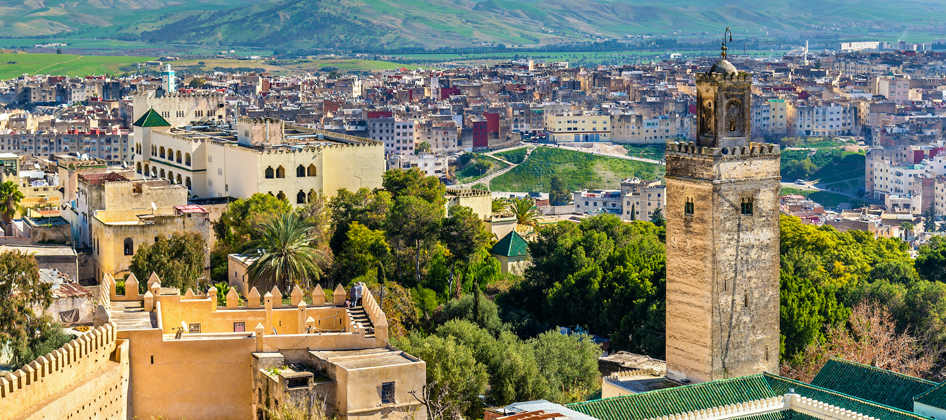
0, 322, 129, 420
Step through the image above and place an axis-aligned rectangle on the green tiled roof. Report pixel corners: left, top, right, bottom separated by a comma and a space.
810, 358, 936, 411
491, 230, 529, 257
733, 412, 820, 420
567, 375, 775, 420
915, 382, 946, 410
584, 388, 602, 401
763, 373, 931, 420
133, 108, 171, 127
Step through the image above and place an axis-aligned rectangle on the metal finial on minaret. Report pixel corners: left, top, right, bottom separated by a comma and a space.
721, 27, 733, 58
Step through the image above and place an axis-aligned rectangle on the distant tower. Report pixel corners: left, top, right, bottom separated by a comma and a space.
664, 28, 781, 384
162, 64, 176, 93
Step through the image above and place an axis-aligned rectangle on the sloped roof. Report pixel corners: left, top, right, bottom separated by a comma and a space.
763, 373, 931, 420
732, 413, 819, 420
915, 382, 946, 411
491, 230, 529, 257
567, 375, 775, 420
133, 108, 171, 127
810, 358, 937, 411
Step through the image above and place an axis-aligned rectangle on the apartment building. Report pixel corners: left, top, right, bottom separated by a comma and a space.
871, 159, 926, 199
414, 119, 459, 153
574, 190, 623, 215
792, 104, 856, 136
546, 113, 611, 143
751, 99, 792, 137
610, 114, 686, 143
620, 178, 666, 221
0, 130, 132, 163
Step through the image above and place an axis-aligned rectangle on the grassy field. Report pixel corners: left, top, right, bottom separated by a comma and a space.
456, 154, 509, 184
781, 187, 870, 209
0, 52, 153, 79
175, 57, 417, 74
623, 144, 666, 161
490, 147, 662, 193
495, 148, 528, 164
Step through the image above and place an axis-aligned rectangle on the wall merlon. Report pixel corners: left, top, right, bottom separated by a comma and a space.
666, 141, 780, 159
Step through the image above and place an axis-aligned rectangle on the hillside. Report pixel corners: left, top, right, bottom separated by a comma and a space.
491, 147, 663, 193
3, 0, 946, 50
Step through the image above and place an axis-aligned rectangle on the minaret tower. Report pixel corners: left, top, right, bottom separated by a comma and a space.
664, 28, 781, 384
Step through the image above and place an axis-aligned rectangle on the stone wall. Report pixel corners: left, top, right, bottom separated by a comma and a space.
0, 322, 129, 420
665, 141, 781, 383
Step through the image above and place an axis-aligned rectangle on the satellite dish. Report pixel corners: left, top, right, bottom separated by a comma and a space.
182, 321, 188, 333
151, 202, 157, 212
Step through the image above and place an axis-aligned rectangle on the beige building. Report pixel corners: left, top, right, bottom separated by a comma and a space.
3, 274, 427, 420
414, 119, 459, 153
134, 113, 385, 201
620, 178, 666, 221
445, 188, 493, 221
89, 204, 211, 281
131, 90, 226, 129
546, 113, 611, 143
610, 114, 687, 143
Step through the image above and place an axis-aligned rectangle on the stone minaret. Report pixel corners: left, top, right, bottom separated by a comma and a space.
664, 43, 781, 384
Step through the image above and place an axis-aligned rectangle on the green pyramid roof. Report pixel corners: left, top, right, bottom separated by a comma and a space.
133, 108, 171, 128
491, 230, 528, 257
810, 358, 936, 411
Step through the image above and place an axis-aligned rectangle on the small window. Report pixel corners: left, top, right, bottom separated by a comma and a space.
188, 323, 201, 334
234, 322, 245, 332
265, 167, 274, 179
296, 165, 306, 177
381, 382, 395, 404
684, 197, 695, 216
741, 197, 754, 215
123, 238, 134, 256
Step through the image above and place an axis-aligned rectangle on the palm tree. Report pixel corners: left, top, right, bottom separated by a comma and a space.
508, 196, 541, 227
0, 180, 24, 225
245, 213, 329, 292
900, 221, 915, 242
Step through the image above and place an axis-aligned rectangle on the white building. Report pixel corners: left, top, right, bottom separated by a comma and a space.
792, 104, 856, 136
871, 159, 925, 199
620, 178, 666, 221
574, 190, 623, 215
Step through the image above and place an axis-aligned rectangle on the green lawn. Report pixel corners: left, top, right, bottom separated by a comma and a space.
456, 154, 509, 184
490, 147, 662, 193
495, 148, 527, 164
623, 144, 666, 161
779, 187, 870, 209
0, 52, 153, 80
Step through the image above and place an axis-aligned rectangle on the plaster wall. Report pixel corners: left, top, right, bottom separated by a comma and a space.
0, 324, 128, 420
118, 328, 256, 420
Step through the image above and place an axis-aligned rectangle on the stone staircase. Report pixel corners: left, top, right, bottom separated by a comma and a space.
110, 301, 154, 331
347, 306, 375, 338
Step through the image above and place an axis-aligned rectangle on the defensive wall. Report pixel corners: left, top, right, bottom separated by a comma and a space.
0, 322, 129, 420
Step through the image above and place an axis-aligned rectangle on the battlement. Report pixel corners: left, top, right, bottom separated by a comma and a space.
0, 322, 119, 401
695, 71, 752, 84
607, 368, 663, 380
236, 117, 283, 124
446, 188, 492, 198
665, 141, 780, 159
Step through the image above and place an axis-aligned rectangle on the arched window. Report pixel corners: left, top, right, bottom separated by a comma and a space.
296, 165, 306, 177
265, 167, 274, 179
276, 191, 286, 201
124, 238, 134, 256
307, 189, 316, 202
296, 190, 306, 204
185, 177, 191, 190
136, 162, 142, 174
160, 147, 165, 159
152, 145, 156, 155
160, 169, 165, 178
307, 164, 317, 176
185, 153, 191, 166
276, 166, 286, 178
168, 171, 174, 182
176, 150, 182, 164
176, 174, 182, 185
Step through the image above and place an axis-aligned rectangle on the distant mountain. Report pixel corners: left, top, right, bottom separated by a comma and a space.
3, 0, 946, 49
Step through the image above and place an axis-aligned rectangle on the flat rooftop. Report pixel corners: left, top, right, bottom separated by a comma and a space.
605, 373, 680, 394
311, 347, 420, 370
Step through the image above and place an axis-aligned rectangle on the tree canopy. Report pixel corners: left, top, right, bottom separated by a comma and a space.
130, 232, 206, 292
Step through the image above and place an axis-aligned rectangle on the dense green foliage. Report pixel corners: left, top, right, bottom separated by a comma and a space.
130, 232, 206, 293
499, 215, 667, 355
490, 147, 662, 193
0, 180, 24, 224
0, 251, 73, 369
455, 153, 507, 182
916, 236, 946, 283
549, 175, 571, 206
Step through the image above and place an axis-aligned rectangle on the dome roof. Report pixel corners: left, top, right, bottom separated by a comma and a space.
708, 58, 738, 76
